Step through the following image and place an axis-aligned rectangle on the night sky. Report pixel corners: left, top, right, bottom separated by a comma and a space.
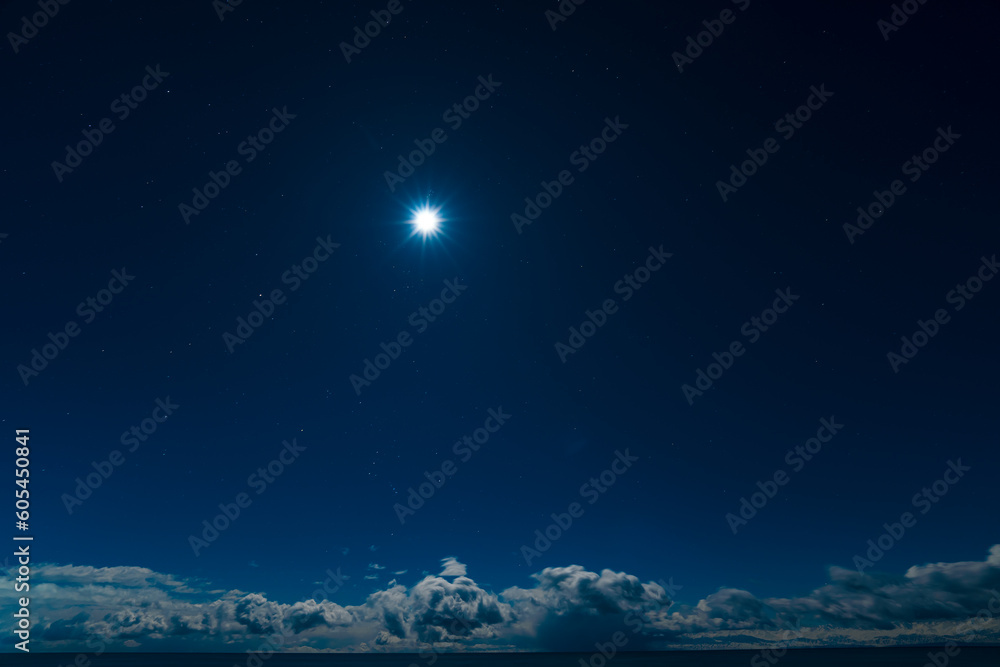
2, 0, 1000, 656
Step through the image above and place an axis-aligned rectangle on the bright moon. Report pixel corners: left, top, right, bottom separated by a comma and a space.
412, 207, 441, 234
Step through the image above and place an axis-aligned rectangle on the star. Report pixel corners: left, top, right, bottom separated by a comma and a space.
411, 206, 442, 236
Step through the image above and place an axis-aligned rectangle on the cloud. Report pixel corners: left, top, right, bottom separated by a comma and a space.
31, 564, 198, 592
234, 593, 284, 635
502, 565, 670, 615
762, 545, 1000, 632
394, 570, 408, 576
632, 546, 1000, 649
284, 600, 354, 634
439, 557, 467, 577
368, 563, 385, 571
499, 565, 674, 651
3, 547, 999, 653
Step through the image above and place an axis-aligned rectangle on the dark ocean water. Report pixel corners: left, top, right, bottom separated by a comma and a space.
4, 648, 999, 667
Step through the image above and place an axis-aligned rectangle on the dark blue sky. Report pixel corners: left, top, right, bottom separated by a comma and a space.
2, 0, 999, 655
